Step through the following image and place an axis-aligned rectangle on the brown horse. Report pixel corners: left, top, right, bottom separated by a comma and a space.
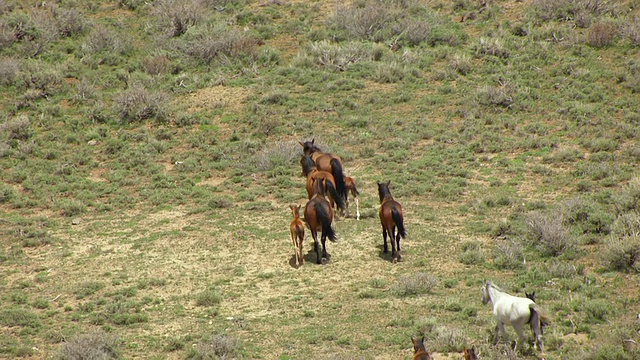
411, 337, 432, 360
304, 179, 337, 264
378, 181, 406, 263
343, 175, 360, 220
463, 345, 478, 360
289, 205, 305, 268
300, 154, 346, 213
299, 139, 347, 203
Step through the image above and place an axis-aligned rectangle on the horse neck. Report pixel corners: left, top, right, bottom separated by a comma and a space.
487, 284, 507, 305
381, 194, 395, 205
413, 350, 430, 360
292, 208, 300, 220
302, 160, 316, 176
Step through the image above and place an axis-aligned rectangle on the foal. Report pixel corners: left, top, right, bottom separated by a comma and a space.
411, 337, 432, 360
289, 205, 305, 268
481, 280, 546, 353
343, 175, 360, 220
377, 181, 406, 263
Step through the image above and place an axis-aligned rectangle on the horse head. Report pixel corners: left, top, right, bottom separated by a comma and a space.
463, 345, 478, 360
377, 180, 393, 203
299, 139, 320, 155
481, 280, 491, 305
290, 204, 301, 218
525, 291, 536, 302
411, 336, 431, 359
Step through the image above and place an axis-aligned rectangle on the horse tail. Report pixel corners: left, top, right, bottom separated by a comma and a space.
315, 202, 336, 242
392, 208, 406, 238
351, 181, 360, 197
326, 180, 346, 212
330, 158, 347, 202
529, 304, 546, 352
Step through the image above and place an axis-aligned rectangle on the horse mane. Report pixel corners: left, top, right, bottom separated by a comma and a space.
484, 280, 502, 293
377, 181, 394, 203
300, 154, 317, 176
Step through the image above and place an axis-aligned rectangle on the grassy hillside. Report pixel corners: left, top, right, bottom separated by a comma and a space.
1, 0, 640, 359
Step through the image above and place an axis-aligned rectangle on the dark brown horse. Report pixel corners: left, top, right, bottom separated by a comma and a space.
343, 175, 360, 220
299, 139, 347, 203
411, 337, 432, 360
378, 181, 406, 263
289, 205, 305, 268
304, 178, 337, 264
300, 154, 346, 213
463, 345, 478, 360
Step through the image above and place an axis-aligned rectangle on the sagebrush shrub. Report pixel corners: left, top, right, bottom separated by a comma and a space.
112, 84, 167, 123
526, 210, 575, 256
477, 83, 515, 108
58, 331, 120, 360
623, 16, 640, 46
474, 38, 510, 59
0, 57, 18, 86
184, 25, 260, 65
306, 40, 372, 71
392, 272, 438, 296
193, 334, 238, 359
449, 53, 472, 75
254, 141, 298, 172
330, 1, 392, 42
587, 22, 618, 48
150, 0, 208, 37
493, 236, 524, 269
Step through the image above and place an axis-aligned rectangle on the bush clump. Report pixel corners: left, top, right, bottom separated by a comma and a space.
526, 210, 575, 256
392, 272, 438, 296
57, 330, 120, 360
188, 334, 239, 360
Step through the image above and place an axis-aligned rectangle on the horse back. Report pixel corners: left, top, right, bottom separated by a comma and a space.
494, 296, 535, 324
306, 170, 334, 198
290, 220, 304, 239
313, 152, 342, 172
380, 199, 403, 225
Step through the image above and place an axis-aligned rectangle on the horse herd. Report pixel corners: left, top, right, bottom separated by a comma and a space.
290, 139, 406, 266
288, 140, 548, 358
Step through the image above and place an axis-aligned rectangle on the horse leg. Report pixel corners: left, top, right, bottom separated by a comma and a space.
494, 322, 507, 345
297, 234, 304, 266
514, 323, 526, 352
312, 230, 321, 264
355, 197, 360, 220
344, 196, 350, 218
291, 232, 299, 267
320, 233, 328, 263
390, 228, 398, 263
382, 228, 389, 253
395, 231, 402, 261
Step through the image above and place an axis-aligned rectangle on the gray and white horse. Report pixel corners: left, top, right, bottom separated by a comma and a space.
481, 280, 547, 353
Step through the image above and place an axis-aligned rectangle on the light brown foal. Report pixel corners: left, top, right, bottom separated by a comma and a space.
289, 205, 305, 268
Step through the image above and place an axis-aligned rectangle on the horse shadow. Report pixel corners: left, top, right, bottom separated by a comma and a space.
376, 244, 395, 262
304, 248, 331, 265
288, 255, 299, 269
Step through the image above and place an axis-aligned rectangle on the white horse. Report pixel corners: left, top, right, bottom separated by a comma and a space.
481, 280, 547, 353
